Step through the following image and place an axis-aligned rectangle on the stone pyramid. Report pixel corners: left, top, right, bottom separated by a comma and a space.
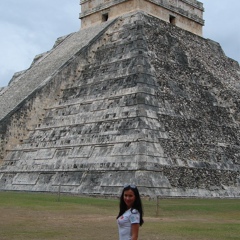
0, 12, 239, 198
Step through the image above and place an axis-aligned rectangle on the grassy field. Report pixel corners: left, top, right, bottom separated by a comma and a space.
0, 191, 239, 240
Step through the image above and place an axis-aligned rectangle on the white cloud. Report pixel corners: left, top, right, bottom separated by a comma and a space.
0, 0, 79, 87
1, 22, 41, 73
201, 0, 240, 62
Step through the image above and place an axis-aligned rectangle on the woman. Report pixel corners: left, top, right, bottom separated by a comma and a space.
117, 184, 144, 240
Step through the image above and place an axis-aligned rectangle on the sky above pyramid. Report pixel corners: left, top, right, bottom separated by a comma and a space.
0, 0, 239, 88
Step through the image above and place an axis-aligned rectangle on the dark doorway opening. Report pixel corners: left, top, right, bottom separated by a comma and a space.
169, 15, 176, 25
102, 13, 109, 22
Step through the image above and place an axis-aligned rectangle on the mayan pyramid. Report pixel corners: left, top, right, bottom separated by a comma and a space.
0, 0, 239, 198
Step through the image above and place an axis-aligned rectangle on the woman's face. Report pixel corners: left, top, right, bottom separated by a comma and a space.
123, 189, 136, 209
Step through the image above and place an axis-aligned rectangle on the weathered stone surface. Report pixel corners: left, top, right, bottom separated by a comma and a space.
80, 0, 204, 36
0, 12, 239, 198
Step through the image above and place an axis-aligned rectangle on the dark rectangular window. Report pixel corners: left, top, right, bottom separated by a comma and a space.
102, 13, 109, 22
169, 15, 176, 25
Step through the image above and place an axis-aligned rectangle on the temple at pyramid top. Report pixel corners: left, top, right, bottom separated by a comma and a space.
79, 0, 204, 36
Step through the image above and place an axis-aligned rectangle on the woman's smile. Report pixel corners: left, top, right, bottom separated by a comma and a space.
123, 189, 136, 209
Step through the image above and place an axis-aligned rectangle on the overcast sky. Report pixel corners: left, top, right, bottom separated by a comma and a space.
0, 0, 239, 87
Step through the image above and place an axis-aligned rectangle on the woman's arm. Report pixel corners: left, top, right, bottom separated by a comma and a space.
131, 223, 139, 240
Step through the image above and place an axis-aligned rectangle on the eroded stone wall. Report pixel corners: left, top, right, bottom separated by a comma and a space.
0, 12, 239, 197
80, 0, 204, 36
0, 20, 115, 164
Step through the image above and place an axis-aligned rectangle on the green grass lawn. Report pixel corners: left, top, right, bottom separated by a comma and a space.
0, 191, 239, 240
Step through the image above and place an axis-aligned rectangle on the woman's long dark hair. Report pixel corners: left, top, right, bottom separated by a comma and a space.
116, 185, 144, 226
